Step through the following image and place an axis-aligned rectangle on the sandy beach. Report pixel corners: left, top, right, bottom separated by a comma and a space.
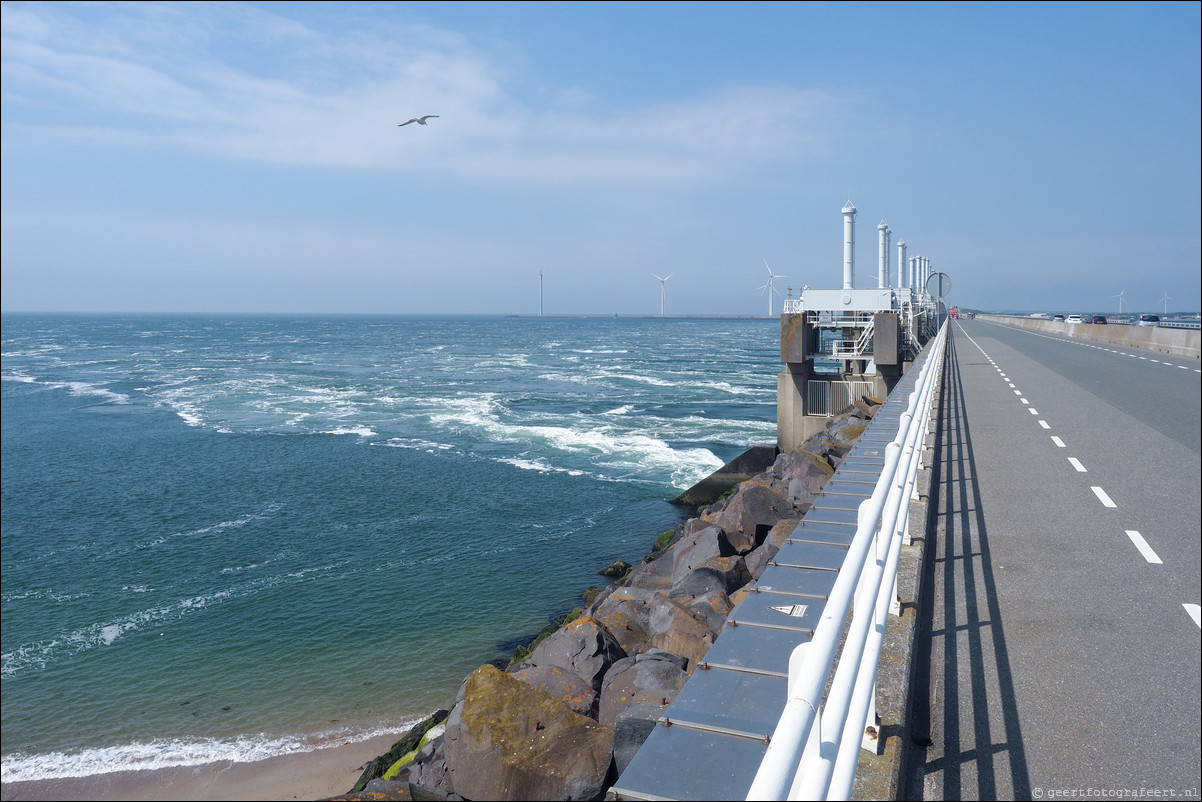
0, 732, 404, 802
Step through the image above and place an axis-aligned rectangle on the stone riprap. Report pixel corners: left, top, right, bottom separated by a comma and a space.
331, 397, 883, 802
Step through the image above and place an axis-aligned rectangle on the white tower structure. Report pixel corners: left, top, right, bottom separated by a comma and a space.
842, 200, 857, 289
897, 240, 908, 289
877, 221, 891, 289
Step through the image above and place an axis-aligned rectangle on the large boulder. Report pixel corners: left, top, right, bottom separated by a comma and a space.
612, 697, 670, 779
591, 598, 653, 658
520, 614, 626, 690
349, 710, 450, 793
620, 551, 675, 591
444, 665, 615, 801
645, 593, 715, 668
783, 449, 836, 500
668, 554, 752, 599
704, 482, 797, 554
510, 664, 598, 717
666, 525, 727, 582
598, 650, 689, 728
598, 651, 690, 777
745, 519, 800, 579
685, 589, 734, 637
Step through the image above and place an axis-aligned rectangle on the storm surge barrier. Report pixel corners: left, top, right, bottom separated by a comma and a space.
611, 319, 948, 801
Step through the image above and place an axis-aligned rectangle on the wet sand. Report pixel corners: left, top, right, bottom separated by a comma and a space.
0, 732, 403, 802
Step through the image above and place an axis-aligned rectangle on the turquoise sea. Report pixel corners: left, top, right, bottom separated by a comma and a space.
0, 314, 780, 784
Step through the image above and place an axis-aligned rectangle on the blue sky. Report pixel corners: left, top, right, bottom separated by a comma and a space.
2, 1, 1199, 316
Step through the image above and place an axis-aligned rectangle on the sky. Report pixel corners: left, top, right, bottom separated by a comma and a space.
2, 1, 1199, 316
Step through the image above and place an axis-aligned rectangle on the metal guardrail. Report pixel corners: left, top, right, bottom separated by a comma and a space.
805, 379, 876, 417
746, 318, 949, 801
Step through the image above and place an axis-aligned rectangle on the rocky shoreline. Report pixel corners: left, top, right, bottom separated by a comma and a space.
330, 396, 884, 802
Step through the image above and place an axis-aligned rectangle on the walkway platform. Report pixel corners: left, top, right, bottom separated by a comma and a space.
610, 356, 933, 801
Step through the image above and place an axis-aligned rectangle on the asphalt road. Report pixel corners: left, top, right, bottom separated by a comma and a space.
903, 318, 1201, 801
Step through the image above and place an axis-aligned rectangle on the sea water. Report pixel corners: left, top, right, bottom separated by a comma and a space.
0, 313, 780, 783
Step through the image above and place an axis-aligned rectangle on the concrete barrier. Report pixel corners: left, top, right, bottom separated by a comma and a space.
976, 315, 1200, 360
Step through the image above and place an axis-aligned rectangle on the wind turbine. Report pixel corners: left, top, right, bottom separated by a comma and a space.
1113, 288, 1125, 315
760, 260, 788, 316
651, 272, 673, 315
1161, 290, 1172, 315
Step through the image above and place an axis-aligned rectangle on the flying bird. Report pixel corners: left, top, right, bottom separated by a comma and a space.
398, 115, 439, 127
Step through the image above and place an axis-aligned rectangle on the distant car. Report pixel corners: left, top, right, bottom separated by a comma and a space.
1088, 315, 1107, 324
1065, 314, 1083, 323
1052, 314, 1066, 322
1136, 314, 1160, 327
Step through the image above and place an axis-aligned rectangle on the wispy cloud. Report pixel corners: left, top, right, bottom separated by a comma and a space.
1, 2, 843, 182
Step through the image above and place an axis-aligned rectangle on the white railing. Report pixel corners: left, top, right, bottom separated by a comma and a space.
806, 379, 876, 417
746, 318, 949, 802
831, 318, 875, 359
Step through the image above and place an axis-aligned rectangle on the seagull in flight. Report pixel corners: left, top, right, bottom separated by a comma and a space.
398, 115, 439, 127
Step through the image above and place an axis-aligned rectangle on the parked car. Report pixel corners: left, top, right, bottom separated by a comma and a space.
1065, 314, 1083, 323
1088, 315, 1108, 324
1136, 314, 1160, 327
1052, 314, 1066, 322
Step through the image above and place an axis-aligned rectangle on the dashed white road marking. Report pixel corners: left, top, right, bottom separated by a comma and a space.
1014, 389, 1023, 395
1021, 398, 1030, 405
1051, 436, 1066, 448
1125, 531, 1163, 564
1185, 604, 1202, 630
1038, 420, 1050, 429
1028, 408, 1039, 415
1068, 458, 1087, 472
1091, 486, 1117, 507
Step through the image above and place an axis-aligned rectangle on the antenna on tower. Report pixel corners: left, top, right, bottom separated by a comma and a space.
759, 260, 788, 316
651, 272, 673, 316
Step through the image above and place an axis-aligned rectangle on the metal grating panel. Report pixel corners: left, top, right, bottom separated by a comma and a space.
798, 504, 860, 527
657, 664, 787, 738
751, 564, 839, 599
771, 539, 850, 571
700, 621, 812, 673
611, 721, 770, 801
727, 591, 823, 634
788, 521, 859, 547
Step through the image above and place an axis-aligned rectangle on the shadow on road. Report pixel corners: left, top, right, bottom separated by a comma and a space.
903, 329, 1032, 800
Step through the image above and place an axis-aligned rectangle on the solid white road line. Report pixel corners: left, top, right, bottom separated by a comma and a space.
1091, 486, 1117, 507
1125, 530, 1163, 564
